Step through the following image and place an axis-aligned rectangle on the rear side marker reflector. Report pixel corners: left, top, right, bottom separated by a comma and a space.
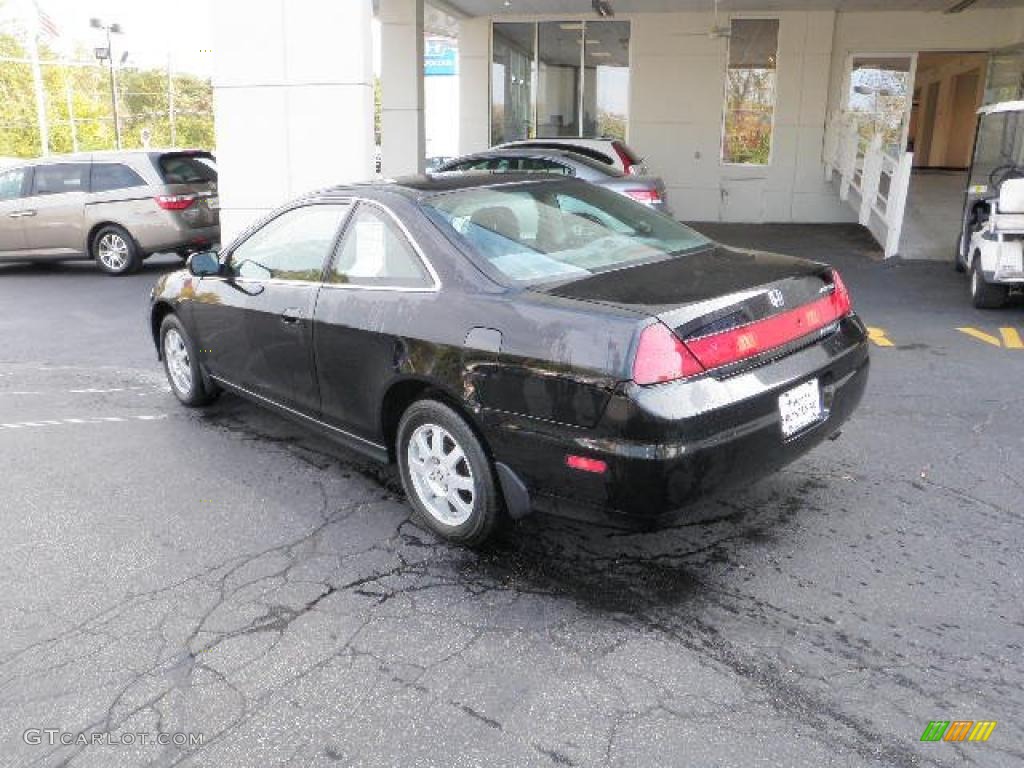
566, 455, 608, 474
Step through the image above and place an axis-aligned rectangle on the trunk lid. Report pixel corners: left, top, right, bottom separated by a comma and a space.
537, 244, 841, 376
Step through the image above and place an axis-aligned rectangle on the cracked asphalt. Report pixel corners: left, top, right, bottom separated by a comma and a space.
0, 228, 1022, 768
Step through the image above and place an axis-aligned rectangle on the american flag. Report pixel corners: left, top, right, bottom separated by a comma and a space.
34, 1, 60, 39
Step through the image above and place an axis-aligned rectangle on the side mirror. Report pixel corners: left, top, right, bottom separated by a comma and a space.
188, 250, 221, 276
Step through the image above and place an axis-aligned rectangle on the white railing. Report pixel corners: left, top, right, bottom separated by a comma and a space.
823, 111, 914, 258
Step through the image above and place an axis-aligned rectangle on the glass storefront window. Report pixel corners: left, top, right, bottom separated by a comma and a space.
584, 21, 630, 140
537, 22, 582, 138
491, 21, 630, 143
492, 23, 535, 145
722, 18, 779, 165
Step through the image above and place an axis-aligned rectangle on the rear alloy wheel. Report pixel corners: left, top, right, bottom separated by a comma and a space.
93, 225, 141, 275
970, 254, 1008, 309
160, 315, 218, 407
397, 399, 502, 545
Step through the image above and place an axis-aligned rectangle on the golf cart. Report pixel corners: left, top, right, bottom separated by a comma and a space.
956, 100, 1024, 308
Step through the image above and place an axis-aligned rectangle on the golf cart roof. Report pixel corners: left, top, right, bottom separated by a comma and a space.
977, 100, 1024, 116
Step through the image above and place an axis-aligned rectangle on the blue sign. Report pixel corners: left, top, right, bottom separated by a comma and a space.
425, 38, 457, 76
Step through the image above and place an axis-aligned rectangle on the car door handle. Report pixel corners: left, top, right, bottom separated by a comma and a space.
8, 210, 36, 218
280, 308, 303, 324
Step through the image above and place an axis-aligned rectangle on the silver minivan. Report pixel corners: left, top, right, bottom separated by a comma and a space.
0, 150, 219, 275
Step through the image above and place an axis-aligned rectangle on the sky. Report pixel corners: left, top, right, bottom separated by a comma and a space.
1, 0, 387, 77
2, 0, 216, 74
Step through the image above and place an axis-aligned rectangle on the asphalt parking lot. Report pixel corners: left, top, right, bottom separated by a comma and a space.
1, 227, 1022, 768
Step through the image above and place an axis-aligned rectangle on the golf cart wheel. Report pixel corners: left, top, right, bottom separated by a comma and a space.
970, 254, 1008, 309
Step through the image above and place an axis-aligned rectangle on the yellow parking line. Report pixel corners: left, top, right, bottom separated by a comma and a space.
957, 327, 1024, 349
866, 327, 894, 347
1001, 327, 1024, 349
957, 327, 1002, 347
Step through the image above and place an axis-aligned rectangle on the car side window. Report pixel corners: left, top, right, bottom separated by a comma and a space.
91, 163, 146, 192
520, 158, 573, 175
30, 163, 89, 196
0, 168, 27, 201
228, 204, 350, 282
329, 204, 433, 289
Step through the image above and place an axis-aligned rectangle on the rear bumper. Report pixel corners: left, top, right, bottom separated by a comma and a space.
134, 216, 220, 255
482, 315, 869, 523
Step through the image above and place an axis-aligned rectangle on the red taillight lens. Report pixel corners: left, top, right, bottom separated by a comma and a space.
155, 194, 196, 211
685, 272, 855, 371
632, 322, 705, 385
566, 455, 608, 474
624, 188, 662, 204
831, 269, 852, 316
612, 141, 636, 175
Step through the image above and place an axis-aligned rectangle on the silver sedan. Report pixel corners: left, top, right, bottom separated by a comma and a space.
433, 148, 672, 216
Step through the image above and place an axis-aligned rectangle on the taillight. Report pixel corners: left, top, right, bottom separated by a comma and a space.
632, 322, 705, 385
612, 141, 636, 175
685, 271, 855, 371
155, 194, 196, 211
831, 269, 852, 316
624, 188, 662, 205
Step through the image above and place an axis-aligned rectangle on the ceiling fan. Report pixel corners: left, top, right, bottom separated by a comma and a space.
673, 0, 731, 39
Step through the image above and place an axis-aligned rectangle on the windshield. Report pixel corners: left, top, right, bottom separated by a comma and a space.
969, 109, 1024, 195
421, 181, 710, 285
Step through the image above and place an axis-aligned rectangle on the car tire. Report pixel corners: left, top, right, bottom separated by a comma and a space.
970, 254, 1008, 309
160, 314, 218, 407
397, 399, 503, 546
92, 225, 141, 275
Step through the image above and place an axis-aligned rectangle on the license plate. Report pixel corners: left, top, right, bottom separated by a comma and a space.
779, 379, 822, 437
206, 196, 219, 210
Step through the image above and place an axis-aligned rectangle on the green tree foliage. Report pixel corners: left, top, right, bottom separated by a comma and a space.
1, 26, 214, 158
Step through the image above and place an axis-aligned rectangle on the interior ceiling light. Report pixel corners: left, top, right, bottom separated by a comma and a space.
944, 0, 980, 12
592, 0, 614, 18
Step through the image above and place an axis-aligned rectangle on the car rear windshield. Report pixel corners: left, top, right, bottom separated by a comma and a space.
422, 181, 710, 285
157, 153, 217, 184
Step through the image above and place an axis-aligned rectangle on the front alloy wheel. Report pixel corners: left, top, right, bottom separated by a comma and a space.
160, 315, 218, 407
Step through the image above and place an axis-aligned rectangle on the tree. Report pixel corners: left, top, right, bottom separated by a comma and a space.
0, 19, 214, 158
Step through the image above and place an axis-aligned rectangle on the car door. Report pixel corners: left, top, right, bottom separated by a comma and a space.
22, 162, 91, 257
0, 166, 30, 257
313, 201, 439, 441
189, 202, 350, 414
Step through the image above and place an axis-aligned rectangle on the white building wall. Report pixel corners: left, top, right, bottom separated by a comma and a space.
458, 8, 1024, 225
211, 0, 374, 242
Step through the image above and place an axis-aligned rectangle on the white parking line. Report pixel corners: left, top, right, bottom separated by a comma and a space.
0, 414, 169, 431
0, 385, 166, 397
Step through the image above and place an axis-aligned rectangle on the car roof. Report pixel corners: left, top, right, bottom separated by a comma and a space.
13, 149, 212, 165
440, 147, 616, 173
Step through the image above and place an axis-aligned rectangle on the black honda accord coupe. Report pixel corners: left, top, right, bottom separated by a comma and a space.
150, 175, 869, 544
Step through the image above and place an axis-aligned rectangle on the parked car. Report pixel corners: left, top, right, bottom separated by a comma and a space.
425, 156, 456, 173
0, 150, 219, 275
434, 148, 671, 214
493, 137, 649, 176
150, 175, 869, 545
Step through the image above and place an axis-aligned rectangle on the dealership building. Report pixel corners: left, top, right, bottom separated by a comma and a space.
210, 0, 1024, 256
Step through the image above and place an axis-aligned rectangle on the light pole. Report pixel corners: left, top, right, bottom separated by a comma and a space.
90, 18, 123, 149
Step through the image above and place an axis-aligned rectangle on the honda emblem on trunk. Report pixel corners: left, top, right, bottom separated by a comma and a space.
767, 288, 785, 308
